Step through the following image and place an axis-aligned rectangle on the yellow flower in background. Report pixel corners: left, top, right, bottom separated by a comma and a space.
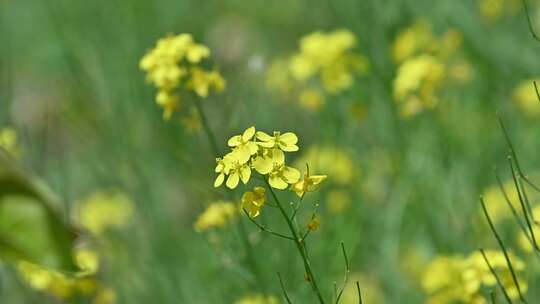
155, 90, 180, 120
75, 249, 100, 277
517, 205, 540, 252
78, 191, 134, 235
252, 149, 300, 189
241, 187, 267, 218
256, 131, 299, 152
292, 165, 327, 197
341, 273, 386, 304
422, 250, 527, 303
93, 287, 117, 304
194, 200, 237, 232
392, 20, 434, 64
393, 54, 445, 118
140, 33, 225, 120
0, 127, 19, 157
479, 177, 540, 224
289, 29, 368, 94
392, 21, 470, 118
513, 79, 540, 117
234, 294, 280, 304
186, 67, 226, 98
295, 146, 355, 186
326, 189, 352, 213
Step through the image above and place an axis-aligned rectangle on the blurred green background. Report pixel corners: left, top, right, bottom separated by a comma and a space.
2, 0, 540, 303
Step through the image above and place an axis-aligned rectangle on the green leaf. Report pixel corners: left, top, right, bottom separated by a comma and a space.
0, 154, 77, 271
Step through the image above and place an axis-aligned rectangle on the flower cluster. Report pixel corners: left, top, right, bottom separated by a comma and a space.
140, 33, 225, 120
194, 200, 237, 232
478, 0, 521, 23
422, 250, 527, 303
17, 249, 116, 304
266, 29, 368, 111
392, 21, 472, 118
214, 127, 301, 190
214, 127, 326, 218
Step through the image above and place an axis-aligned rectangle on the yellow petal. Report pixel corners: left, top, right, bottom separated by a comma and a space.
309, 175, 327, 186
256, 131, 273, 141
242, 127, 256, 141
247, 142, 259, 155
234, 146, 252, 164
240, 166, 251, 184
271, 149, 285, 164
280, 144, 299, 152
214, 173, 225, 187
226, 173, 240, 189
257, 141, 275, 148
269, 175, 288, 189
227, 135, 242, 147
282, 167, 301, 184
253, 157, 273, 174
280, 132, 298, 145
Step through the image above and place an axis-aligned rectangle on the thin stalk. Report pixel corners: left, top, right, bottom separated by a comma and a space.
193, 98, 268, 295
521, 0, 540, 42
264, 178, 326, 304
479, 249, 512, 304
278, 272, 293, 304
356, 281, 362, 304
480, 197, 528, 303
242, 209, 294, 241
335, 242, 350, 303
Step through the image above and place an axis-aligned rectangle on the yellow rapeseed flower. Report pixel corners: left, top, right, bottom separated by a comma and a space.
241, 187, 267, 218
78, 191, 134, 235
140, 33, 225, 120
256, 131, 299, 152
228, 126, 258, 163
194, 200, 237, 232
307, 216, 320, 231
292, 165, 327, 197
253, 149, 301, 189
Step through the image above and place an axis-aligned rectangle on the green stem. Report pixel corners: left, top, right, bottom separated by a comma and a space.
264, 178, 326, 304
193, 98, 268, 295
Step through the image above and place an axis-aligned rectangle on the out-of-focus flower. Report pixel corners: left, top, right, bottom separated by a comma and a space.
392, 21, 471, 118
78, 191, 134, 235
0, 127, 19, 157
140, 33, 225, 120
513, 79, 540, 117
325, 189, 352, 214
295, 146, 355, 186
265, 29, 368, 111
234, 294, 280, 304
422, 250, 527, 303
393, 54, 445, 118
93, 287, 117, 304
194, 200, 237, 232
17, 249, 103, 300
341, 273, 385, 304
241, 187, 267, 218
517, 205, 540, 252
481, 180, 524, 224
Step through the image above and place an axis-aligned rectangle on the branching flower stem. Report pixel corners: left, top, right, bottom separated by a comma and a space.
193, 98, 268, 295
263, 177, 326, 304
